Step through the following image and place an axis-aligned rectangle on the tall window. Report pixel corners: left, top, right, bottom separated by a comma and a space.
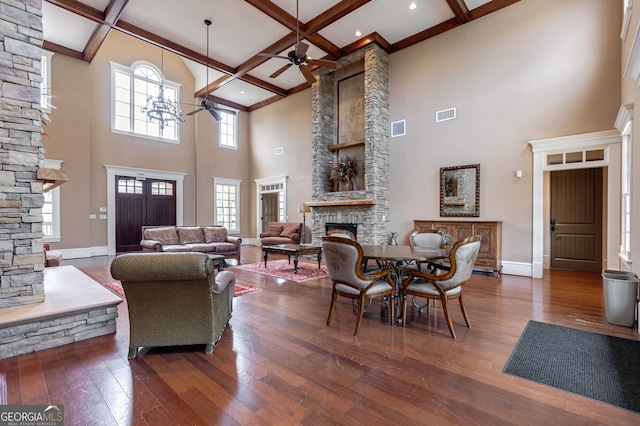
214, 177, 241, 233
621, 128, 632, 260
41, 51, 54, 111
42, 159, 62, 242
219, 110, 237, 149
111, 61, 181, 142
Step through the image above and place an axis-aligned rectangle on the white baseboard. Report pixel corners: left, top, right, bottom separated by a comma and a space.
60, 246, 109, 259
502, 261, 533, 277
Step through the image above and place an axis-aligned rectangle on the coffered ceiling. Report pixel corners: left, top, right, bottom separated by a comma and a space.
43, 0, 520, 112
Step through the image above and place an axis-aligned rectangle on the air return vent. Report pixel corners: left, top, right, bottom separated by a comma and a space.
436, 107, 456, 122
391, 119, 406, 137
275, 146, 284, 155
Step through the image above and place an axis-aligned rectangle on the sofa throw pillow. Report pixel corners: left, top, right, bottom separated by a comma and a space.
267, 223, 284, 237
204, 226, 228, 243
178, 227, 205, 244
280, 223, 300, 239
144, 227, 179, 245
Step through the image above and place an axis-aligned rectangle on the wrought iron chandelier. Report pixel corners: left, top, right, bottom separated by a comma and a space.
142, 48, 184, 130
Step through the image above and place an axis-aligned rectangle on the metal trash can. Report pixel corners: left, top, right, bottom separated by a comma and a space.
602, 270, 638, 327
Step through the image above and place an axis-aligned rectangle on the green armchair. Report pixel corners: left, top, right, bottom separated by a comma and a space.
110, 252, 235, 359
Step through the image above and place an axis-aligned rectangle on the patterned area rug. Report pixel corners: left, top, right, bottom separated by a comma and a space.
102, 280, 262, 298
231, 259, 328, 282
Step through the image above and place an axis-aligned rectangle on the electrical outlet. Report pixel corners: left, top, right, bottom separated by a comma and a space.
99, 207, 107, 212
89, 214, 96, 219
99, 214, 107, 220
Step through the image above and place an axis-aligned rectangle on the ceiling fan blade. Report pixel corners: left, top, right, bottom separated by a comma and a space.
307, 59, 337, 69
258, 53, 290, 60
295, 41, 309, 58
208, 109, 222, 121
187, 108, 204, 116
299, 64, 316, 84
213, 107, 237, 116
270, 63, 292, 78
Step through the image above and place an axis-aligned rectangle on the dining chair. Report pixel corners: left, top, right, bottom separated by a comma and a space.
406, 229, 447, 273
327, 229, 356, 240
401, 235, 481, 338
322, 236, 395, 337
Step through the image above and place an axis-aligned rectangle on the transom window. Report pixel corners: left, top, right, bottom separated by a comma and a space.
214, 177, 241, 233
151, 181, 174, 196
118, 178, 143, 194
111, 61, 181, 142
219, 110, 237, 149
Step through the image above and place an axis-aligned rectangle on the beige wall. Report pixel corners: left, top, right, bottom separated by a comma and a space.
46, 0, 623, 272
248, 90, 313, 237
249, 0, 621, 266
44, 30, 251, 251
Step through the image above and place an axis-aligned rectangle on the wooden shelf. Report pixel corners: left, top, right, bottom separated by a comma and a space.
327, 140, 365, 152
306, 199, 376, 207
37, 168, 69, 193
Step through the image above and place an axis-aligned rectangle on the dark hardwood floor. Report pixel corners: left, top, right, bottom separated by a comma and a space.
3, 246, 640, 425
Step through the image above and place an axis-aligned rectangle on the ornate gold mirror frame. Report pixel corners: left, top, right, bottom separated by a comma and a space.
440, 164, 480, 217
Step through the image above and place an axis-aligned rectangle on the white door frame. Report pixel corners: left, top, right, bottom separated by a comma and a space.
529, 130, 621, 278
255, 175, 288, 238
105, 165, 187, 256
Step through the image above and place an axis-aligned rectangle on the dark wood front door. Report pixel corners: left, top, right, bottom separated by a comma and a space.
550, 168, 603, 272
261, 193, 279, 233
115, 176, 177, 252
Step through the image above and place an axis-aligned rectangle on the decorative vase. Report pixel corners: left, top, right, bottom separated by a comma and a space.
345, 180, 353, 191
333, 180, 339, 192
390, 232, 398, 245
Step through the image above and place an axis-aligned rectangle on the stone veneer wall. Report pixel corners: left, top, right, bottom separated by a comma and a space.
0, 306, 118, 359
0, 0, 46, 307
310, 45, 390, 245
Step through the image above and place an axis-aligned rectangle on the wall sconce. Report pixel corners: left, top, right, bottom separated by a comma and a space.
298, 203, 311, 243
515, 170, 522, 179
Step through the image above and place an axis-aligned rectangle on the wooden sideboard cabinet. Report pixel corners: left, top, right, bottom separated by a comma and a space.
413, 220, 503, 277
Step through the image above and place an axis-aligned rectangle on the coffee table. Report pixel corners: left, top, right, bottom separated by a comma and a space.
262, 244, 322, 274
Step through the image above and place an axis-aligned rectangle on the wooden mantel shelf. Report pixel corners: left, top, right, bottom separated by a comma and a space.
37, 168, 69, 193
306, 199, 376, 207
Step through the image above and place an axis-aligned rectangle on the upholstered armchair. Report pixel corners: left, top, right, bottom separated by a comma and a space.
110, 252, 235, 359
402, 235, 481, 338
322, 236, 395, 337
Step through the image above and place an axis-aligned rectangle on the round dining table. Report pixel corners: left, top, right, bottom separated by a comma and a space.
360, 245, 447, 322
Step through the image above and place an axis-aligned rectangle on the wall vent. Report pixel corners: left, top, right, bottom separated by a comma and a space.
436, 108, 456, 122
391, 119, 406, 137
274, 146, 284, 155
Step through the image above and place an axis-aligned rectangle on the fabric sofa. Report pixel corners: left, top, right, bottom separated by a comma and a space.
259, 222, 302, 245
140, 225, 241, 263
110, 252, 235, 359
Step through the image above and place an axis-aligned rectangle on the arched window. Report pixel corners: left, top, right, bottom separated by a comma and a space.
111, 61, 181, 142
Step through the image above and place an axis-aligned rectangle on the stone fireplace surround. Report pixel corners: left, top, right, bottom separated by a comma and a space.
309, 45, 390, 246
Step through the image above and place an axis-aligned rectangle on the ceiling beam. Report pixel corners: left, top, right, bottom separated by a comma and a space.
445, 0, 470, 24
45, 0, 104, 23
341, 32, 392, 56
392, 18, 460, 52
82, 0, 129, 62
470, 0, 521, 20
43, 40, 83, 61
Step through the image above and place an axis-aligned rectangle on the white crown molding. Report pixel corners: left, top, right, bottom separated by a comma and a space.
529, 130, 621, 153
622, 0, 633, 41
624, 19, 640, 82
614, 104, 634, 133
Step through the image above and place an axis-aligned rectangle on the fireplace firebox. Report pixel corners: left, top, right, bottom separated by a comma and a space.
325, 223, 358, 240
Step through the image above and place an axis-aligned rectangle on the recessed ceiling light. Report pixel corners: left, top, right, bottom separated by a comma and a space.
240, 91, 245, 94
409, 2, 417, 10
355, 30, 362, 37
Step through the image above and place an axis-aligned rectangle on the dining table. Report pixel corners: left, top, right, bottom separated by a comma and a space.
361, 244, 447, 323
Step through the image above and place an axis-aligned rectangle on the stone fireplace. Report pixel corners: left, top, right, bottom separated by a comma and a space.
308, 44, 389, 245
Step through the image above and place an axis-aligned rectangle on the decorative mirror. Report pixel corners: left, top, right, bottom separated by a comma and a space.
440, 164, 480, 217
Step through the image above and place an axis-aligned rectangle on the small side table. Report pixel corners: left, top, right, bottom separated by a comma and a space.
207, 254, 225, 272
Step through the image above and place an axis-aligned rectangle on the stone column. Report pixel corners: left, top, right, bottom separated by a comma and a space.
0, 0, 46, 307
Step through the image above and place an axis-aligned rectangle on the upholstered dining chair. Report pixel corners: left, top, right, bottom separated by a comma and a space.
322, 236, 395, 337
327, 229, 356, 240
406, 229, 447, 273
401, 235, 481, 338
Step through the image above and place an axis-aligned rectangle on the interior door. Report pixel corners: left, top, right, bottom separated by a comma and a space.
550, 168, 603, 272
261, 193, 280, 232
116, 177, 177, 252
